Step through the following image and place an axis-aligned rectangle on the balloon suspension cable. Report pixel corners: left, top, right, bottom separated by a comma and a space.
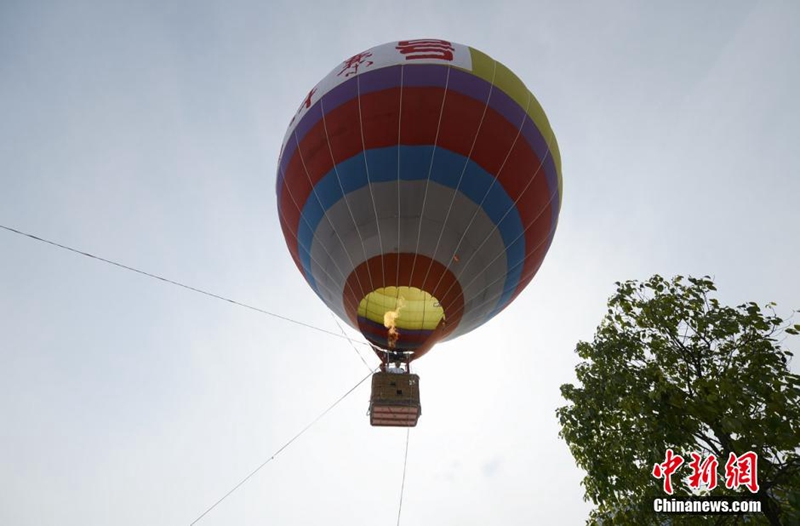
371, 345, 413, 372
330, 312, 374, 373
189, 368, 377, 525
0, 224, 368, 346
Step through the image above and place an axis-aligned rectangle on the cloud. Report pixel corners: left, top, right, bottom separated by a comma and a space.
482, 456, 503, 478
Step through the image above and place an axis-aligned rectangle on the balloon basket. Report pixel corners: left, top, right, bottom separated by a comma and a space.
368, 372, 421, 427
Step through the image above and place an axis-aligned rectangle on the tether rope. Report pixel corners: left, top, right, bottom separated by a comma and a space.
396, 428, 411, 526
189, 368, 377, 525
0, 224, 368, 346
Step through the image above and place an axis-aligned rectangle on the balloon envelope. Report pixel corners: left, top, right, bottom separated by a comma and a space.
277, 39, 562, 359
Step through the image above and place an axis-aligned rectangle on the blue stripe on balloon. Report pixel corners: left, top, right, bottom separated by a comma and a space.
277, 64, 560, 222
296, 145, 525, 312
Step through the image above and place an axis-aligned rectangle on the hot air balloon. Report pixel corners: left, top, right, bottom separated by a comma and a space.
277, 39, 562, 426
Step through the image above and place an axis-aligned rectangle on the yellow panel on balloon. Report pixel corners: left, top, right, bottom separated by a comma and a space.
357, 286, 445, 331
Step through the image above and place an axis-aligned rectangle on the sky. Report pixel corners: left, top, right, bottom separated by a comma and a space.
1, 1, 799, 524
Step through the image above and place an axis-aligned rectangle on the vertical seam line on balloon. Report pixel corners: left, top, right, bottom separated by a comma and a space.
407, 65, 452, 319
419, 59, 498, 294
357, 73, 383, 292
443, 182, 560, 330
430, 83, 532, 303
277, 202, 360, 316
435, 102, 560, 327
443, 103, 547, 304
449, 90, 533, 283
278, 158, 353, 297
291, 131, 361, 298
320, 97, 370, 304
277, 160, 361, 311
462, 183, 558, 301
396, 64, 405, 301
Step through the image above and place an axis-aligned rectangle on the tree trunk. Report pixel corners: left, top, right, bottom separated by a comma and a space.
709, 425, 782, 525
756, 490, 781, 526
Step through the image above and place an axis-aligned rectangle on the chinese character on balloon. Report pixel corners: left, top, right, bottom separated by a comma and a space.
395, 39, 455, 61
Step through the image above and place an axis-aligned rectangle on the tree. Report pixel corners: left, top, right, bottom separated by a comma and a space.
557, 275, 800, 525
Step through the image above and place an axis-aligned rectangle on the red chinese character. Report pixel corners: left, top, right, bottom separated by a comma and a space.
687, 453, 719, 490
725, 451, 759, 493
652, 449, 684, 495
395, 39, 455, 61
338, 52, 374, 77
290, 88, 317, 125
301, 87, 317, 109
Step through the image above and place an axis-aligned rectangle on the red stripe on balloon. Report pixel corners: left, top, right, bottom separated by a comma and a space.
279, 86, 553, 271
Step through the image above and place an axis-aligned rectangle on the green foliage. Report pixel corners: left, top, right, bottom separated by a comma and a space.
557, 276, 800, 525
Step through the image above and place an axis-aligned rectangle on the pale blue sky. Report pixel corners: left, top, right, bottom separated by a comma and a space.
1, 1, 799, 524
